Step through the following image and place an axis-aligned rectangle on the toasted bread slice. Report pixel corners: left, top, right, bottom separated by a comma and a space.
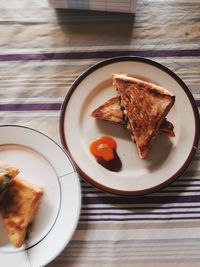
113, 74, 175, 159
1, 177, 43, 248
91, 97, 124, 124
0, 161, 19, 199
91, 96, 175, 137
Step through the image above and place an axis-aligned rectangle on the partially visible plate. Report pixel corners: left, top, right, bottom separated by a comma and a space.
60, 56, 199, 196
0, 125, 81, 267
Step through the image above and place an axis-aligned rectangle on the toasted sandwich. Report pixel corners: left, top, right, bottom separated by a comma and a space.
1, 177, 43, 248
0, 161, 19, 200
91, 96, 175, 137
112, 74, 175, 159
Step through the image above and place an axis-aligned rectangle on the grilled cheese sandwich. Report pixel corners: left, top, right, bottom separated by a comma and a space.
91, 96, 175, 137
112, 74, 175, 159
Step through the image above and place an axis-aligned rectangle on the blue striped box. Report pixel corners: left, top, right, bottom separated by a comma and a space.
49, 0, 137, 13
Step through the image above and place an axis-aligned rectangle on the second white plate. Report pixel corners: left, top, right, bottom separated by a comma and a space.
0, 125, 81, 267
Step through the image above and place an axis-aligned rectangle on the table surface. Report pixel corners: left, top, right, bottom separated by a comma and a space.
0, 0, 200, 266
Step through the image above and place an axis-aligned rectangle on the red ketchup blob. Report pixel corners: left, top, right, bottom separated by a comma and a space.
89, 136, 122, 172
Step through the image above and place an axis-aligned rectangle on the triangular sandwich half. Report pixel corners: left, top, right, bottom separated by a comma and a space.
91, 97, 124, 124
91, 96, 175, 137
112, 74, 175, 159
1, 177, 43, 248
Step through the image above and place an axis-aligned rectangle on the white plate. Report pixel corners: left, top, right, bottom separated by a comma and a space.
0, 125, 81, 267
60, 56, 199, 196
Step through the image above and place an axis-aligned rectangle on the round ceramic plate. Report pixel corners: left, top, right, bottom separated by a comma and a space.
60, 56, 199, 196
0, 125, 81, 267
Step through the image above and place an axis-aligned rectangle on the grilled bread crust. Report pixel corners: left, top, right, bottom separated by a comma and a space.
1, 177, 43, 248
113, 74, 175, 159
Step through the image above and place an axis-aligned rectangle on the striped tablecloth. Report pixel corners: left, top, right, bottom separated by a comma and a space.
0, 0, 200, 266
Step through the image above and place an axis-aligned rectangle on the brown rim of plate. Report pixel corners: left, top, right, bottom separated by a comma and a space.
59, 56, 200, 197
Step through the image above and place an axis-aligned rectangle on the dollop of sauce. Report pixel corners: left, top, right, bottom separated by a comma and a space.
89, 136, 122, 172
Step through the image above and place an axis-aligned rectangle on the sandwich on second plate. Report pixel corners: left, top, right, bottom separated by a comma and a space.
0, 176, 43, 248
